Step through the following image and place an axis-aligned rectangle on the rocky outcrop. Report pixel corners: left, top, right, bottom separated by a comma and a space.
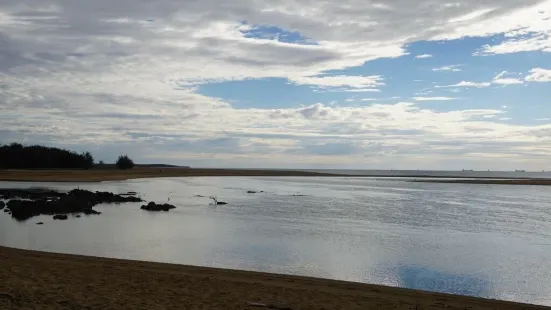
120, 191, 138, 195
53, 214, 68, 220
0, 201, 5, 210
0, 188, 64, 200
36, 222, 44, 225
1, 188, 143, 221
140, 201, 176, 212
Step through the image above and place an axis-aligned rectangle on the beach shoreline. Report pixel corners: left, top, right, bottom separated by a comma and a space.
411, 179, 551, 185
2, 168, 551, 184
0, 246, 548, 310
0, 168, 344, 182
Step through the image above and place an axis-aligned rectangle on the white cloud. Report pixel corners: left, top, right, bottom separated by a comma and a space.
290, 75, 384, 89
412, 96, 457, 101
492, 71, 524, 85
437, 72, 525, 90
1, 0, 551, 168
432, 65, 462, 72
415, 54, 433, 59
525, 68, 551, 82
435, 81, 492, 88
499, 117, 512, 121
445, 1, 551, 55
343, 88, 382, 93
493, 78, 524, 85
536, 118, 551, 121
476, 34, 551, 55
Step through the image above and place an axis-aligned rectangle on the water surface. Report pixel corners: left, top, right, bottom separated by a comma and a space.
1, 177, 551, 305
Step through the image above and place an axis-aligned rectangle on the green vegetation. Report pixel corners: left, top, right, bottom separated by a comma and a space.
116, 155, 135, 170
0, 143, 94, 169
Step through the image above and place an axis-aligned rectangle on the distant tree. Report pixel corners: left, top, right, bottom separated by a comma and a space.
116, 155, 135, 170
83, 152, 94, 169
0, 143, 95, 169
99, 160, 105, 165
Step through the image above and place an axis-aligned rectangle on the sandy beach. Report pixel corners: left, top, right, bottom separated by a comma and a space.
3, 168, 551, 185
0, 168, 342, 182
0, 246, 548, 310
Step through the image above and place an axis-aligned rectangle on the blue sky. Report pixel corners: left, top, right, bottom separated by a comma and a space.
198, 36, 551, 123
1, 0, 550, 169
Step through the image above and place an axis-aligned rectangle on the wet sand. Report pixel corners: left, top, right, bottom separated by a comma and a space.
412, 179, 551, 186
0, 246, 548, 310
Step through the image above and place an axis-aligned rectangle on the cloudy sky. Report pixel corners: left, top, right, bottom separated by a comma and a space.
1, 0, 550, 170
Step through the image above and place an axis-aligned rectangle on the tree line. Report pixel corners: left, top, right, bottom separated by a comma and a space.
0, 143, 134, 169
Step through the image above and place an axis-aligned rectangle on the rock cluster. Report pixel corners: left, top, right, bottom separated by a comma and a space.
0, 188, 143, 221
140, 201, 176, 212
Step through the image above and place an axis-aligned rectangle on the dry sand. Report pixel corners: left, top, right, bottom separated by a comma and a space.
3, 168, 551, 185
0, 168, 342, 182
0, 246, 548, 310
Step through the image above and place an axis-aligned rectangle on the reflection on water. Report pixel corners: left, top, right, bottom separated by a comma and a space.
398, 266, 490, 297
1, 177, 551, 306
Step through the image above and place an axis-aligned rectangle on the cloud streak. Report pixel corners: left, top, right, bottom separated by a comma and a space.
432, 65, 462, 72
412, 97, 458, 101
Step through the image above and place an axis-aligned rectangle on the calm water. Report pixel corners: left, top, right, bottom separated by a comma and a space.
1, 177, 551, 305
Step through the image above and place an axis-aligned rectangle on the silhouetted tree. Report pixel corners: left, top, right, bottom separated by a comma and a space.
116, 155, 135, 170
0, 143, 95, 169
83, 152, 94, 169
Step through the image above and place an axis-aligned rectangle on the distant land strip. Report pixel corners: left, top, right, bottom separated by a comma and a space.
411, 179, 551, 186
2, 168, 551, 183
0, 168, 348, 182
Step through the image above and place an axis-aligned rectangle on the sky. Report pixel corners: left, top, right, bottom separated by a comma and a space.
0, 0, 550, 170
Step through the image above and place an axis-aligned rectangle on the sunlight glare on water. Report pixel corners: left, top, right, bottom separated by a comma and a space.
1, 177, 551, 305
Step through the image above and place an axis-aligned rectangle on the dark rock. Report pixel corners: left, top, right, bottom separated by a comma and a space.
82, 209, 101, 215
36, 222, 44, 225
75, 215, 81, 218
0, 201, 5, 209
0, 188, 65, 201
3, 208, 10, 213
140, 201, 176, 212
247, 191, 257, 194
120, 191, 138, 196
291, 194, 306, 197
53, 214, 68, 220
194, 195, 205, 197
2, 188, 143, 221
216, 201, 228, 205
